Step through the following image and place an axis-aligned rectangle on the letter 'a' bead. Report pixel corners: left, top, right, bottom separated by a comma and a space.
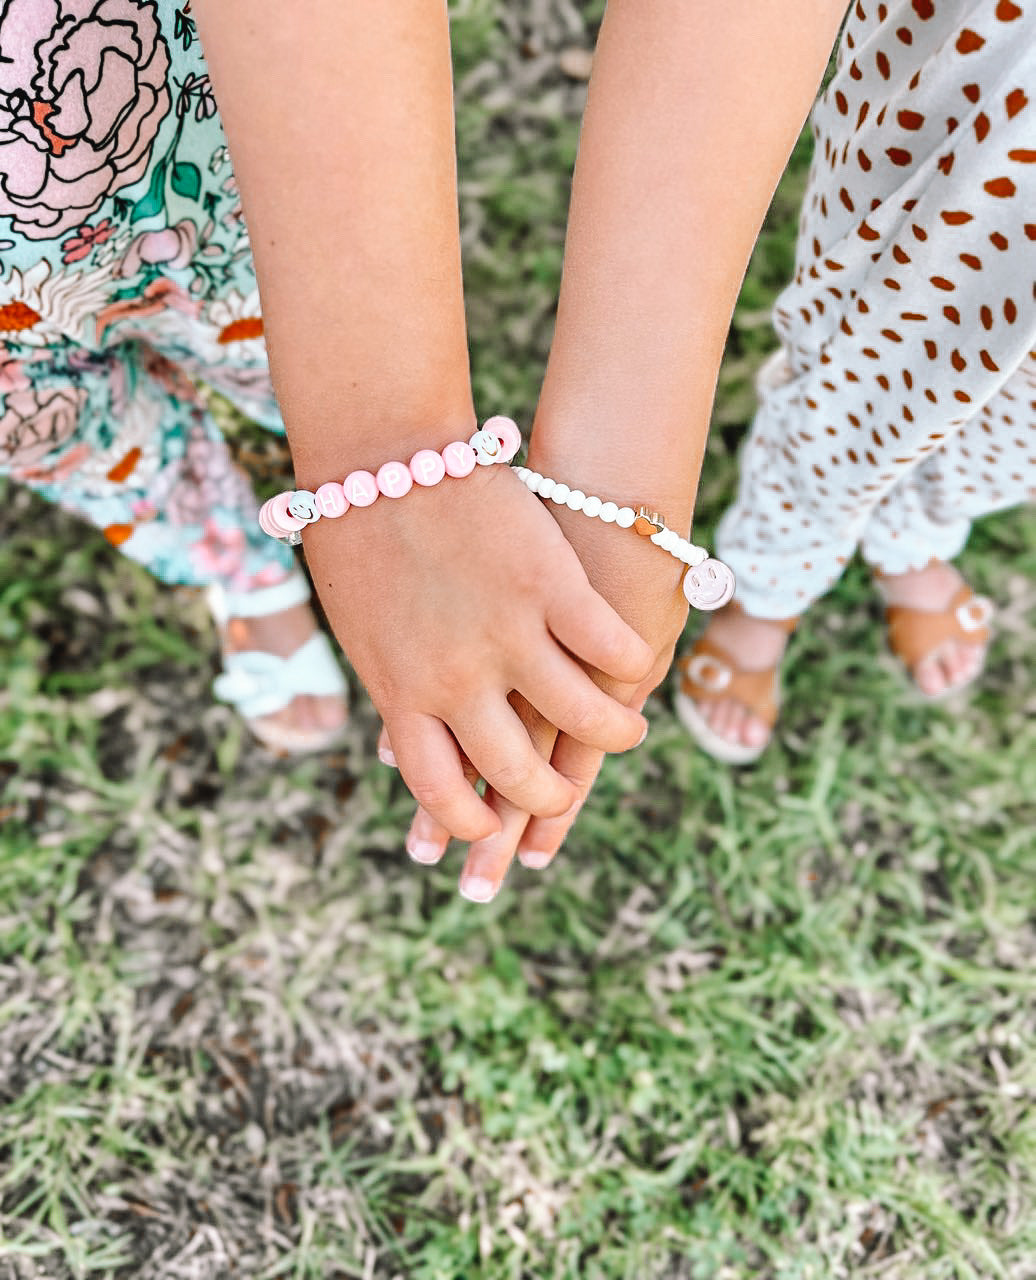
443, 440, 477, 477
409, 449, 446, 487
599, 501, 618, 523
376, 460, 413, 498
615, 507, 636, 528
315, 482, 348, 518
343, 469, 379, 507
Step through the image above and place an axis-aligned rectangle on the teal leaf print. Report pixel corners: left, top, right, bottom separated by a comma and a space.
130, 161, 167, 223
171, 161, 202, 201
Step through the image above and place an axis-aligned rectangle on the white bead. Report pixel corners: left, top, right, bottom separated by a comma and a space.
582, 495, 602, 518
515, 466, 529, 480
650, 530, 666, 546
551, 482, 571, 504
538, 476, 556, 499
687, 544, 708, 566
615, 507, 636, 528
661, 529, 679, 552
599, 501, 618, 523
526, 471, 542, 490
566, 489, 586, 511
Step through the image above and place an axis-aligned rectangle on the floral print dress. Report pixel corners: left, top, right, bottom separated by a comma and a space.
0, 0, 294, 590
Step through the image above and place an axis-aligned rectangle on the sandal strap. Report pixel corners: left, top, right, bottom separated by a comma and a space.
678, 637, 783, 729
205, 572, 311, 625
885, 584, 993, 671
213, 631, 346, 720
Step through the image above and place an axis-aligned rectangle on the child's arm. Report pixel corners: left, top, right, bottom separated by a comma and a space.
191, 0, 654, 840
434, 0, 850, 892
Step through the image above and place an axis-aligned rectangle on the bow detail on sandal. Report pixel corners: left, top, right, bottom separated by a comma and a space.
207, 573, 349, 753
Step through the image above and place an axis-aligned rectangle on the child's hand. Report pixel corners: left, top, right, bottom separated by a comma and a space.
301, 464, 655, 843
396, 485, 690, 899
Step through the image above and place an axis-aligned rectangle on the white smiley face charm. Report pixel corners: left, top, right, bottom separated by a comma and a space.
682, 558, 736, 610
468, 428, 503, 466
286, 489, 320, 523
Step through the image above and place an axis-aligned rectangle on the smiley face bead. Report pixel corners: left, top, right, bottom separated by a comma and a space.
469, 416, 521, 466
682, 558, 736, 610
286, 490, 320, 524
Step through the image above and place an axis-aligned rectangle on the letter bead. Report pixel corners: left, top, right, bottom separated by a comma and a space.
315, 482, 348, 518
443, 440, 477, 477
343, 469, 379, 507
376, 460, 413, 498
409, 449, 446, 487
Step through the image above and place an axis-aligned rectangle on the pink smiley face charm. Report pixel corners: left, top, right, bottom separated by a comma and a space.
682, 558, 736, 610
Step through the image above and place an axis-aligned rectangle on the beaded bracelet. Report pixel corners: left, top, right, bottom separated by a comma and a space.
513, 466, 735, 611
258, 416, 522, 544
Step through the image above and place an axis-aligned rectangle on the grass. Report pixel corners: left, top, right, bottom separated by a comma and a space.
2, 3, 1035, 1277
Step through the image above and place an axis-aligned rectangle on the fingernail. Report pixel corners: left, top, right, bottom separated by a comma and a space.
518, 850, 553, 870
459, 875, 497, 903
378, 747, 397, 767
635, 723, 649, 748
406, 838, 442, 865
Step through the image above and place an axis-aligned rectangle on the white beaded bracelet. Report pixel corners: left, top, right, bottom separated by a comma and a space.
513, 466, 735, 611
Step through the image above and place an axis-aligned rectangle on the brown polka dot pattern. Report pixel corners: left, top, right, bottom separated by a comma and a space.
716, 0, 1036, 617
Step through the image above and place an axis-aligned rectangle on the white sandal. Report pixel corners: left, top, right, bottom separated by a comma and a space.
206, 573, 349, 754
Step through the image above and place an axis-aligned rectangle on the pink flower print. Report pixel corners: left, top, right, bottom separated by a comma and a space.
190, 519, 248, 583
95, 276, 198, 343
116, 219, 198, 278
0, 347, 29, 395
0, 0, 172, 240
0, 385, 86, 473
60, 218, 115, 264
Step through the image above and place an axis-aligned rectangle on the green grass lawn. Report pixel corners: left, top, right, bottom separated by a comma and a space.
2, 4, 1035, 1278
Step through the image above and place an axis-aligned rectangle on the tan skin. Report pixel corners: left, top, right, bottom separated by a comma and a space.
194, 0, 849, 899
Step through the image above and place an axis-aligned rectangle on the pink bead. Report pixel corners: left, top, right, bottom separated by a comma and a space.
315, 482, 348, 518
409, 448, 446, 487
258, 499, 282, 537
343, 469, 379, 507
269, 490, 306, 531
376, 460, 413, 498
482, 415, 522, 461
442, 440, 476, 478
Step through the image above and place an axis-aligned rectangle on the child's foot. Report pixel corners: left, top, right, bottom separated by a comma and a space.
221, 603, 349, 746
675, 604, 798, 762
873, 560, 992, 698
208, 575, 349, 754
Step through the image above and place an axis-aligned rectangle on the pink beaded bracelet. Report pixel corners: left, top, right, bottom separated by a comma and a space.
259, 416, 522, 544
